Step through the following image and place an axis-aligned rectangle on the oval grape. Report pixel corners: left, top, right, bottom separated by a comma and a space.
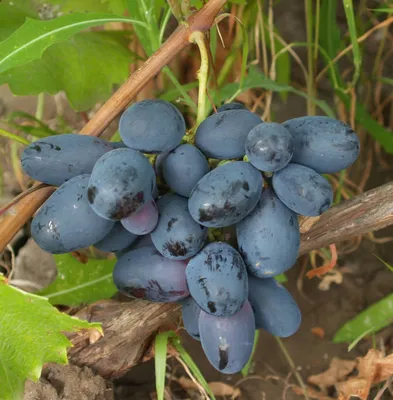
162, 144, 209, 197
94, 222, 137, 253
186, 242, 248, 316
237, 187, 300, 277
188, 161, 263, 228
113, 246, 189, 302
180, 296, 201, 340
121, 199, 159, 235
87, 148, 155, 220
21, 134, 113, 186
199, 301, 255, 374
195, 110, 262, 159
119, 99, 186, 153
151, 194, 207, 260
248, 276, 301, 337
217, 102, 246, 112
31, 175, 114, 254
283, 116, 360, 173
272, 163, 333, 216
245, 122, 293, 172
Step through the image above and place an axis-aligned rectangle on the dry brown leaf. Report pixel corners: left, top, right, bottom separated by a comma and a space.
311, 327, 325, 339
308, 357, 356, 391
292, 385, 334, 400
177, 377, 241, 398
336, 378, 369, 400
375, 353, 393, 382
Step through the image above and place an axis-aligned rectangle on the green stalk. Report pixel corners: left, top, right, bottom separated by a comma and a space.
305, 0, 315, 115
190, 31, 210, 128
275, 337, 310, 400
35, 93, 45, 121
0, 128, 30, 146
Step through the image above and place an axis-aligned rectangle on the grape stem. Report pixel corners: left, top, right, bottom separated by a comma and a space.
190, 31, 210, 129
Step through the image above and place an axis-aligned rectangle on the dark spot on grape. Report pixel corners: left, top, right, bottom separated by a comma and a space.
130, 287, 147, 298
108, 192, 145, 220
207, 301, 216, 313
167, 217, 178, 232
289, 216, 294, 226
242, 181, 249, 191
198, 277, 210, 297
32, 144, 42, 152
164, 241, 187, 257
219, 347, 228, 370
87, 186, 98, 204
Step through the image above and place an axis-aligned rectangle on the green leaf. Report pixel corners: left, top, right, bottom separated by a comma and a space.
342, 0, 361, 86
155, 331, 176, 400
0, 275, 101, 400
336, 91, 393, 153
6, 111, 58, 138
218, 67, 335, 117
38, 253, 117, 306
0, 31, 133, 111
171, 335, 216, 400
333, 293, 393, 343
0, 11, 145, 74
375, 255, 393, 273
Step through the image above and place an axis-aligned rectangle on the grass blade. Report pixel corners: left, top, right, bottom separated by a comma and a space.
155, 331, 175, 400
0, 128, 30, 145
375, 255, 393, 273
241, 329, 260, 377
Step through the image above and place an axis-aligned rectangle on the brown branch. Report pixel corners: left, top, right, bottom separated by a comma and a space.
67, 182, 393, 377
0, 0, 228, 253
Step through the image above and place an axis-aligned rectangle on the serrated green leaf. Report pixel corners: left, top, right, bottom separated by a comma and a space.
333, 293, 393, 343
0, 11, 145, 74
38, 253, 117, 306
0, 31, 133, 111
217, 67, 335, 117
0, 276, 100, 400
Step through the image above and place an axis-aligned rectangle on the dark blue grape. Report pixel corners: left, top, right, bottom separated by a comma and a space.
188, 161, 263, 228
151, 194, 207, 260
119, 99, 186, 153
121, 199, 158, 235
21, 134, 113, 186
94, 222, 137, 253
217, 102, 246, 112
162, 144, 209, 197
237, 187, 300, 278
195, 110, 262, 159
186, 242, 248, 316
154, 152, 169, 179
272, 163, 333, 216
115, 234, 153, 259
199, 301, 255, 374
245, 123, 293, 172
180, 296, 201, 340
283, 116, 360, 173
87, 148, 155, 220
31, 175, 114, 254
248, 276, 301, 337
113, 246, 189, 302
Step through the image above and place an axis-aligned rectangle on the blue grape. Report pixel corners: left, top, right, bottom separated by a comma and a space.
195, 110, 262, 159
31, 175, 114, 254
154, 152, 169, 179
180, 296, 201, 340
245, 123, 293, 172
248, 276, 301, 337
121, 199, 159, 235
237, 187, 300, 278
87, 148, 155, 220
119, 99, 186, 153
21, 134, 113, 186
199, 301, 255, 374
188, 161, 263, 228
186, 242, 248, 316
151, 194, 207, 260
113, 246, 189, 302
162, 144, 209, 197
115, 234, 153, 259
94, 222, 137, 253
272, 163, 333, 216
217, 102, 246, 112
283, 116, 360, 173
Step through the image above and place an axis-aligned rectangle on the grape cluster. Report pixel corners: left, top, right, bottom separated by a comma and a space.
21, 99, 360, 374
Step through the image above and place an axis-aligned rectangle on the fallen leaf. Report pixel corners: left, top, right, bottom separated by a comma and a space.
292, 385, 334, 400
307, 244, 337, 279
308, 357, 356, 392
177, 376, 241, 398
336, 378, 369, 400
311, 327, 325, 339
